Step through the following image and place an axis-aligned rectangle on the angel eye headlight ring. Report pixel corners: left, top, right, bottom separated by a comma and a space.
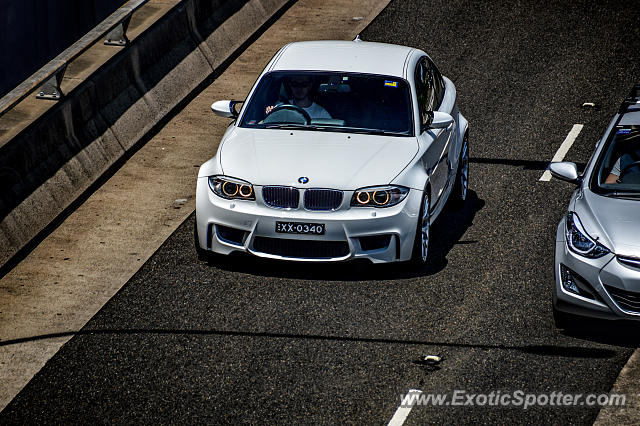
356, 191, 371, 205
209, 176, 255, 200
372, 190, 390, 205
222, 181, 239, 197
351, 186, 409, 208
238, 184, 253, 198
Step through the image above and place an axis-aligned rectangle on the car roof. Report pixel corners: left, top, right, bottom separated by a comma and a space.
618, 85, 640, 125
619, 108, 640, 126
269, 41, 418, 78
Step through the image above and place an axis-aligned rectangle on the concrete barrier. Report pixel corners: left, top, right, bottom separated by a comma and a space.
0, 0, 292, 268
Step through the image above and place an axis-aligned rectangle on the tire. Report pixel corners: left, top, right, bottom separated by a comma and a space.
450, 133, 469, 209
409, 191, 431, 267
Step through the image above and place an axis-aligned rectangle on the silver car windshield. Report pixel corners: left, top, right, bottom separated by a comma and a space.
593, 126, 640, 195
239, 71, 414, 136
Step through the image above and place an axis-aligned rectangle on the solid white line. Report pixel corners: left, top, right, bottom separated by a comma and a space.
539, 124, 584, 181
388, 389, 422, 426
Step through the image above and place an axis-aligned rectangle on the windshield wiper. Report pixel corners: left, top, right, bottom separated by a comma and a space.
264, 123, 314, 129
340, 127, 408, 136
263, 124, 408, 136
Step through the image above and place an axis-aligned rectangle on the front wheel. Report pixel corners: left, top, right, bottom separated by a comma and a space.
451, 134, 469, 208
409, 191, 431, 267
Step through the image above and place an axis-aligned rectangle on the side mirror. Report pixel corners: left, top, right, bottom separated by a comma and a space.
423, 111, 454, 132
549, 162, 580, 184
211, 100, 243, 118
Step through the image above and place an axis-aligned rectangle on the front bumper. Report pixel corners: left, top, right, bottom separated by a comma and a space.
553, 219, 640, 320
195, 178, 422, 263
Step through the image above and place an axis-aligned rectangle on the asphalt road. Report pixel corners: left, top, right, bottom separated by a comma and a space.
2, 0, 640, 423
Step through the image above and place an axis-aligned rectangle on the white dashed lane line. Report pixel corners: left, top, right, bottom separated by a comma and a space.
388, 389, 423, 426
539, 124, 584, 181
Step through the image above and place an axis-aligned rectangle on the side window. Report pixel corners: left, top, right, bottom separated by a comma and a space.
428, 59, 445, 108
414, 58, 435, 130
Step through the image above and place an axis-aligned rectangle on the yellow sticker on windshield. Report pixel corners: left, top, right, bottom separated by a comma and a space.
384, 80, 398, 87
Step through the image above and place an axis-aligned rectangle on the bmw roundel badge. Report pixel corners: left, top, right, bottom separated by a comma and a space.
298, 176, 309, 184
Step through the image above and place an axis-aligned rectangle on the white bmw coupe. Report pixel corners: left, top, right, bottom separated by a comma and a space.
195, 39, 469, 265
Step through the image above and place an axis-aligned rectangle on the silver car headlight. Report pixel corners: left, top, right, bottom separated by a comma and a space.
565, 212, 610, 258
351, 185, 409, 208
208, 175, 255, 200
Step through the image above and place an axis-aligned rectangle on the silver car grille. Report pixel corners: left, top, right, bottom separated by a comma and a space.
262, 186, 299, 209
304, 189, 343, 211
604, 284, 640, 314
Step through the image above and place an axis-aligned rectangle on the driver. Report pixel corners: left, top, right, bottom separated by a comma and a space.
265, 75, 331, 119
605, 150, 640, 183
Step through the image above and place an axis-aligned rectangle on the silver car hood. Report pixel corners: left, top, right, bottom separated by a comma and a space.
219, 128, 418, 189
573, 189, 640, 257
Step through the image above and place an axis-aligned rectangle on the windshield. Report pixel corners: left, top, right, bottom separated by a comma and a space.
239, 71, 414, 136
592, 125, 640, 196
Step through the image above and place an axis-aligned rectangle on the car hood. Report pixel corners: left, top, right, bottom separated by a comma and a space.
219, 128, 419, 189
573, 189, 640, 257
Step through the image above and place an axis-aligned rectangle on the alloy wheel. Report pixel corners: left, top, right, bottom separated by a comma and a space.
421, 193, 430, 262
460, 138, 469, 201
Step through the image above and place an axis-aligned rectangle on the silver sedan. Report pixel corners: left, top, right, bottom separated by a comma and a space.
550, 84, 640, 325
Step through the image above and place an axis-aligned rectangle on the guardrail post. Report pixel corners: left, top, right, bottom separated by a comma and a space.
104, 14, 132, 46
35, 64, 67, 100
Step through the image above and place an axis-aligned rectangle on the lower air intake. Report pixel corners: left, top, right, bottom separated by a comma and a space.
252, 237, 349, 258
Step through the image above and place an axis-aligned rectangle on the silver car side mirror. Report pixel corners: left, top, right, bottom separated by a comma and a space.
549, 162, 580, 184
211, 100, 242, 118
424, 111, 454, 131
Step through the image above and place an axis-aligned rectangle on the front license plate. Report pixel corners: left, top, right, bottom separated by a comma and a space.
276, 221, 325, 235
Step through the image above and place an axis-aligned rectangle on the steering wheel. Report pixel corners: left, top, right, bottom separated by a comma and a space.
263, 104, 311, 125
618, 160, 640, 183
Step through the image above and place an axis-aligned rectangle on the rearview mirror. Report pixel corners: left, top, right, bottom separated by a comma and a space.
549, 162, 580, 184
423, 111, 454, 132
211, 100, 243, 118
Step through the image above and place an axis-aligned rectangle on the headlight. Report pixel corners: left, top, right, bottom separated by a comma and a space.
565, 212, 609, 258
208, 176, 255, 200
351, 185, 409, 208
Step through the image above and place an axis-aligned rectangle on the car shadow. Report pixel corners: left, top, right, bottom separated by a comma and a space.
470, 157, 586, 172
206, 190, 485, 281
0, 328, 617, 360
556, 317, 640, 348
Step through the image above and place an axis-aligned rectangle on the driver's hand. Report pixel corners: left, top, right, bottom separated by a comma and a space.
265, 105, 275, 114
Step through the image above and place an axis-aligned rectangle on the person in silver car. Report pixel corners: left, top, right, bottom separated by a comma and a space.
604, 137, 640, 183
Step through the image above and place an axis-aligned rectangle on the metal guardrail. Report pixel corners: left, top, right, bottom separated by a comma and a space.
0, 0, 149, 118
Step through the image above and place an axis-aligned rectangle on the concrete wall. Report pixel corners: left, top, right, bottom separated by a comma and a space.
0, 0, 124, 98
0, 0, 292, 268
